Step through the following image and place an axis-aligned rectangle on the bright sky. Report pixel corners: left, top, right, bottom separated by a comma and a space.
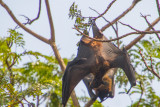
0, 0, 160, 107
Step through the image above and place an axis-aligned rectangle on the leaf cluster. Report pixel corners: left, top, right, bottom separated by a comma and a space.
69, 2, 92, 35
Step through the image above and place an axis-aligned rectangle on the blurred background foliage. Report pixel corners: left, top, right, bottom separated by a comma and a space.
0, 30, 63, 106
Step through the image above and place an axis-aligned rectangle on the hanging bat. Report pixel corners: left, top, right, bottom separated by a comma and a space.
62, 21, 136, 106
83, 21, 116, 102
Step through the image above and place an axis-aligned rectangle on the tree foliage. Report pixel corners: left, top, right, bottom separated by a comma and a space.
0, 30, 63, 106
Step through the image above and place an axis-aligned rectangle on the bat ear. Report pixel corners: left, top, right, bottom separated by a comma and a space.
92, 20, 103, 38
62, 60, 90, 106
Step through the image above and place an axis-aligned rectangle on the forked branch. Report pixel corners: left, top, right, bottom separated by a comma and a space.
20, 0, 42, 25
45, 0, 80, 106
139, 49, 160, 79
0, 0, 49, 44
140, 14, 160, 41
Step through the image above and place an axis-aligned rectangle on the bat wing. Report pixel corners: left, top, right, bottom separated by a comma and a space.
62, 58, 92, 106
62, 35, 98, 106
83, 73, 97, 100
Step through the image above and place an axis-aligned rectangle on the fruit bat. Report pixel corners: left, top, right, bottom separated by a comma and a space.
62, 21, 136, 106
83, 21, 116, 102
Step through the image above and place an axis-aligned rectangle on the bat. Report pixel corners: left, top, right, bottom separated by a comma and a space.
83, 21, 116, 102
62, 21, 136, 106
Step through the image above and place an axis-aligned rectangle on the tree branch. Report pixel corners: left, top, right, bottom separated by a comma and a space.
45, 0, 80, 106
101, 0, 141, 32
29, 0, 42, 25
136, 81, 143, 107
119, 21, 141, 32
74, 26, 160, 42
156, 0, 160, 17
45, 0, 55, 42
36, 95, 40, 107
17, 0, 42, 27
115, 22, 120, 47
139, 49, 160, 79
44, 0, 66, 73
0, 0, 49, 44
140, 14, 160, 41
125, 17, 160, 50
94, 0, 116, 20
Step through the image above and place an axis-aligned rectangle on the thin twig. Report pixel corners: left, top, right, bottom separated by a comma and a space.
94, 0, 116, 20
23, 97, 33, 105
119, 21, 141, 32
30, 0, 42, 24
0, 0, 49, 44
139, 49, 160, 79
156, 0, 160, 17
101, 0, 141, 32
136, 81, 143, 107
140, 14, 160, 41
150, 56, 154, 70
115, 22, 120, 47
37, 95, 40, 107
16, 0, 42, 28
